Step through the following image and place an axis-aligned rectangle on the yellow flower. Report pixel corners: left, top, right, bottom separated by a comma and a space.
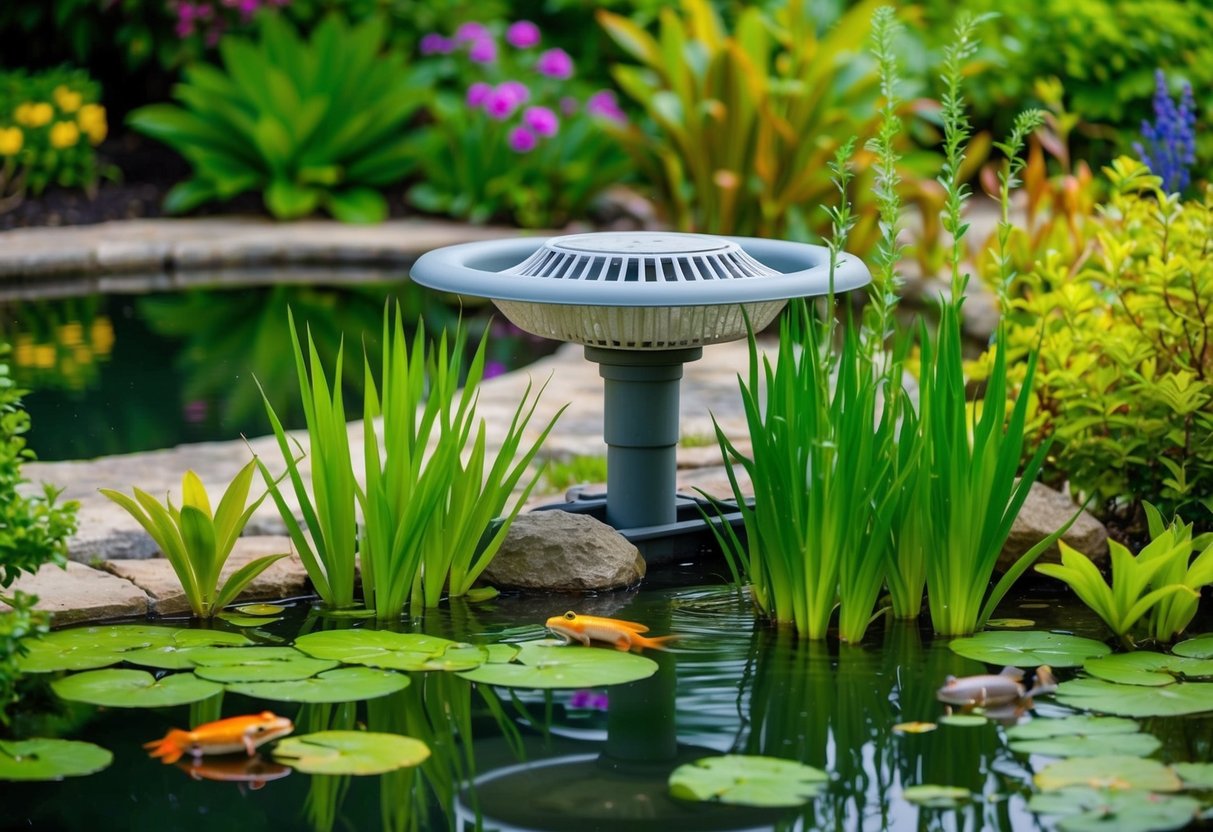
49, 121, 80, 149
15, 102, 53, 128
78, 103, 107, 145
0, 127, 22, 156
53, 85, 83, 113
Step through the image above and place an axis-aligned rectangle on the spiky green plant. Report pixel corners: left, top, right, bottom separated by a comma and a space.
1141, 502, 1213, 642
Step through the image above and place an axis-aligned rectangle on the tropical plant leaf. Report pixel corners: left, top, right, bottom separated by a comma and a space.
668, 755, 828, 808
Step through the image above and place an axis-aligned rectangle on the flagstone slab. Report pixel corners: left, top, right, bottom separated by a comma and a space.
0, 561, 147, 626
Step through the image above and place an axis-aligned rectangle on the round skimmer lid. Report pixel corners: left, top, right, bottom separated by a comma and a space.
410, 231, 870, 350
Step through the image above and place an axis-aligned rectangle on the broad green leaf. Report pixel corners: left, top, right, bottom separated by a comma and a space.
293, 630, 484, 672
901, 785, 971, 808
0, 739, 112, 781
1056, 678, 1213, 717
1035, 756, 1181, 792
1028, 787, 1200, 832
457, 641, 657, 689
1083, 652, 1213, 686
325, 187, 387, 224
668, 755, 828, 807
18, 625, 185, 673
224, 667, 408, 703
234, 604, 287, 616
939, 714, 989, 728
1172, 762, 1213, 790
272, 731, 429, 775
949, 631, 1111, 667
194, 651, 337, 683
1173, 634, 1213, 659
52, 670, 222, 708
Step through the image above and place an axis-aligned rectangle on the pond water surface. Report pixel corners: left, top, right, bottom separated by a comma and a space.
6, 568, 1208, 832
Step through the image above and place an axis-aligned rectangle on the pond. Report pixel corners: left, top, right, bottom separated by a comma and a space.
0, 272, 558, 460
5, 567, 1211, 832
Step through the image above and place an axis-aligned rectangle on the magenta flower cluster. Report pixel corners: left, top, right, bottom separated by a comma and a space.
173, 0, 287, 44
422, 19, 627, 155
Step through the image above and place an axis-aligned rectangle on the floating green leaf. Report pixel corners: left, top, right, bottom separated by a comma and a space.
457, 642, 657, 689
51, 669, 222, 708
273, 731, 430, 775
668, 755, 828, 808
1035, 756, 1182, 792
1172, 634, 1213, 659
1029, 787, 1199, 832
987, 619, 1036, 629
1172, 763, 1213, 790
17, 625, 183, 673
0, 739, 113, 781
234, 604, 286, 616
1056, 678, 1213, 717
194, 650, 338, 683
939, 714, 988, 728
1083, 652, 1213, 686
224, 667, 409, 703
216, 612, 281, 628
949, 631, 1111, 667
118, 630, 252, 670
1008, 717, 1160, 758
902, 785, 971, 807
294, 630, 485, 672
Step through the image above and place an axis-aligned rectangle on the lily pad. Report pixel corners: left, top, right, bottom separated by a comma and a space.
949, 631, 1111, 668
892, 721, 938, 734
52, 669, 222, 708
272, 731, 429, 775
668, 755, 828, 808
939, 714, 989, 728
1029, 787, 1200, 832
1172, 763, 1213, 790
17, 625, 183, 673
224, 667, 409, 703
902, 785, 971, 808
234, 604, 286, 616
1172, 634, 1213, 659
1035, 756, 1182, 793
294, 630, 486, 672
457, 641, 657, 690
0, 739, 113, 781
193, 649, 338, 683
1007, 716, 1159, 758
987, 619, 1036, 629
1083, 652, 1213, 686
216, 612, 281, 628
1056, 678, 1213, 717
118, 630, 252, 670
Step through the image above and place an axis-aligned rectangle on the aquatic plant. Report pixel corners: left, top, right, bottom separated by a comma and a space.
1135, 69, 1197, 195
129, 14, 422, 222
410, 17, 630, 228
1140, 503, 1213, 643
100, 461, 286, 618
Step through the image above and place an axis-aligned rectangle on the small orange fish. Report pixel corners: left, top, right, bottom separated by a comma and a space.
144, 711, 294, 765
174, 755, 292, 790
545, 611, 676, 653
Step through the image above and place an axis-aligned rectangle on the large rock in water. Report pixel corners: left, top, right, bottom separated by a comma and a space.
484, 511, 646, 591
999, 482, 1109, 571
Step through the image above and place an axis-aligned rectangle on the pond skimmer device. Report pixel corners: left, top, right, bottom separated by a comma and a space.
410, 232, 870, 563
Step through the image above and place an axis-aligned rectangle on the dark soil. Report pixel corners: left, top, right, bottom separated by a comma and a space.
0, 130, 417, 230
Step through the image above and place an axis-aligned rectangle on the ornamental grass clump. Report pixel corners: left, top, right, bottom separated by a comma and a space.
410, 18, 630, 228
101, 460, 288, 618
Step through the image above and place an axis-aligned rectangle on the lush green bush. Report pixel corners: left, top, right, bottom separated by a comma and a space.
600, 0, 885, 246
0, 67, 108, 206
409, 18, 632, 228
129, 14, 423, 222
978, 158, 1213, 528
0, 345, 78, 589
0, 591, 49, 727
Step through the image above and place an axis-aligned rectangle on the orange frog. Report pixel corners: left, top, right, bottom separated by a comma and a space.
145, 711, 294, 765
546, 611, 676, 653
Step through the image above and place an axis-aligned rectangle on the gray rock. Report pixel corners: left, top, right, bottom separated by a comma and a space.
484, 511, 646, 591
999, 482, 1109, 571
101, 536, 307, 615
0, 561, 148, 626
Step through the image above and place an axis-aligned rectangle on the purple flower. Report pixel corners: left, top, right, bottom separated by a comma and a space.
484, 360, 508, 379
568, 689, 609, 711
587, 89, 627, 124
468, 37, 497, 64
506, 20, 541, 49
535, 48, 574, 79
454, 21, 489, 43
508, 126, 538, 153
560, 96, 579, 116
466, 81, 492, 109
1135, 69, 1197, 194
420, 33, 453, 55
485, 88, 522, 120
498, 80, 530, 106
523, 106, 559, 137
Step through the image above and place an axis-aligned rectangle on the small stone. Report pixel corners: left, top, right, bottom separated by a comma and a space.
999, 482, 1109, 571
484, 511, 646, 591
101, 536, 308, 616
0, 561, 148, 626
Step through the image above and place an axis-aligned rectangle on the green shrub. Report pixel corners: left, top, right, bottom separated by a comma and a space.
0, 345, 78, 589
0, 67, 108, 206
599, 0, 884, 247
129, 14, 424, 223
0, 592, 49, 726
979, 158, 1213, 527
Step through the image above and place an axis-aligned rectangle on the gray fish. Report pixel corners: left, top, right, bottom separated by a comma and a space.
936, 665, 1057, 707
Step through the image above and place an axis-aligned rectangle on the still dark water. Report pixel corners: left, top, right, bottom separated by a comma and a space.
4, 573, 1208, 832
0, 273, 557, 461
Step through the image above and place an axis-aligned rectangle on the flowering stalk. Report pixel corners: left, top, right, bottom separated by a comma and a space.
1134, 69, 1197, 195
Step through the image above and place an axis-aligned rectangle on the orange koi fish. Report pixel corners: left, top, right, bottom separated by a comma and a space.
546, 611, 676, 653
145, 711, 294, 765
174, 755, 292, 790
